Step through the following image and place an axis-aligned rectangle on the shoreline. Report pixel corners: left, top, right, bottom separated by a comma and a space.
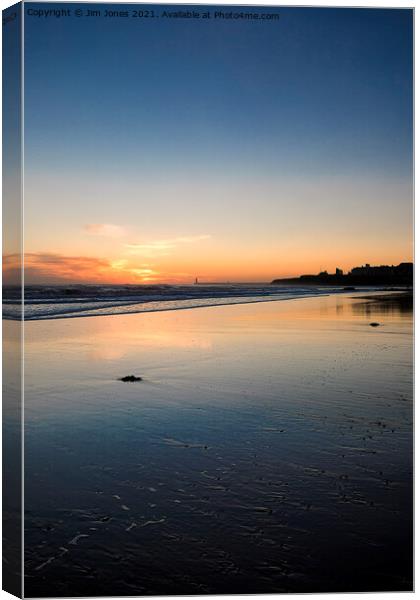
22, 289, 413, 595
8, 288, 412, 323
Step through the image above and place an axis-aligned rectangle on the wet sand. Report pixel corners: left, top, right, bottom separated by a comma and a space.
21, 292, 413, 596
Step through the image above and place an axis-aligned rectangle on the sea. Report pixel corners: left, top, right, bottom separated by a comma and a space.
2, 283, 386, 321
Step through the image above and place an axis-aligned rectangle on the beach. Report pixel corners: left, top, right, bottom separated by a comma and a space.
22, 292, 413, 595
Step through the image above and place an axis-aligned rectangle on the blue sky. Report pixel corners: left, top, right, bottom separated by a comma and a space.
20, 5, 413, 283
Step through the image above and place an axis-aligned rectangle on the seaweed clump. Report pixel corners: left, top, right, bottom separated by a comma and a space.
119, 375, 143, 382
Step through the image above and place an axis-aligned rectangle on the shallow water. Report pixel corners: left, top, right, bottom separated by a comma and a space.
21, 293, 413, 595
3, 282, 387, 320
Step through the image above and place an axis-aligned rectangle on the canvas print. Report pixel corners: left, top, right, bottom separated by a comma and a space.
2, 3, 413, 597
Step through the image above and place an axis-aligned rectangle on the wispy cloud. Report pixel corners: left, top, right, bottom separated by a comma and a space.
109, 259, 157, 279
84, 223, 126, 238
3, 253, 159, 284
126, 234, 211, 256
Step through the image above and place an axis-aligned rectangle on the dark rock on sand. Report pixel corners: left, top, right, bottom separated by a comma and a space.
119, 375, 143, 382
369, 322, 380, 327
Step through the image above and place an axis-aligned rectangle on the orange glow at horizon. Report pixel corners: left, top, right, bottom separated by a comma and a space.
3, 247, 413, 286
18, 170, 413, 287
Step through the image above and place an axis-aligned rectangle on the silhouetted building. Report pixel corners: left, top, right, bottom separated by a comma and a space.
272, 262, 413, 286
350, 263, 413, 281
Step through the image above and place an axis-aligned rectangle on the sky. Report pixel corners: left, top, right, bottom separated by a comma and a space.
13, 4, 413, 284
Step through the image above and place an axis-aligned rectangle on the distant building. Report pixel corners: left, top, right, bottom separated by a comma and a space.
349, 263, 413, 280
272, 262, 413, 286
350, 263, 374, 276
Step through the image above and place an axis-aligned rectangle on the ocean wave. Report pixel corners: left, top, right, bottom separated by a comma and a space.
2, 284, 355, 321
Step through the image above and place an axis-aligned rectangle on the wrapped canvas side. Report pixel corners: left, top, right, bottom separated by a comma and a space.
2, 3, 23, 597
